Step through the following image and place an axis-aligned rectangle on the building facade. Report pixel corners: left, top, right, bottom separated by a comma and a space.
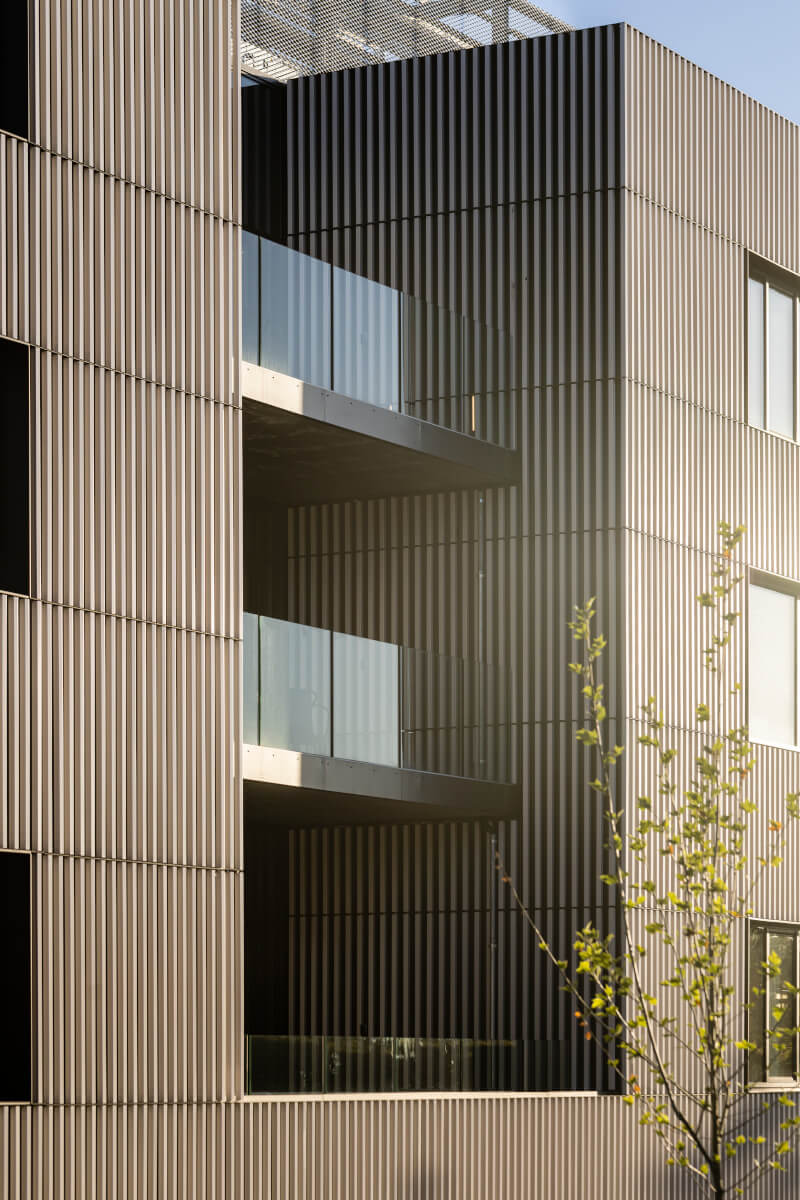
1, 3, 800, 1195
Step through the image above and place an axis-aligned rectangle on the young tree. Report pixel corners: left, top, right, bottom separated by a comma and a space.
500, 523, 800, 1197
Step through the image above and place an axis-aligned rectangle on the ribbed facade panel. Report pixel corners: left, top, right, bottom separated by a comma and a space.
287, 26, 624, 234
270, 27, 628, 1096
625, 194, 743, 419
29, 601, 240, 868
3, 1103, 233, 1198
34, 351, 240, 635
288, 822, 517, 1040
35, 854, 242, 1105
625, 385, 800, 568
0, 1094, 794, 1198
288, 491, 513, 661
0, 145, 239, 404
0, 595, 30, 849
624, 532, 745, 734
292, 193, 622, 393
32, 0, 241, 222
626, 26, 800, 272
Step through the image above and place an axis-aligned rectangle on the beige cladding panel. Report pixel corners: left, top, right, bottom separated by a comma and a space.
32, 0, 240, 222
0, 1093, 792, 1198
625, 386, 800, 570
626, 26, 800, 271
0, 139, 239, 404
30, 602, 241, 868
35, 854, 242, 1105
626, 720, 800, 922
625, 195, 743, 419
35, 351, 241, 634
624, 532, 747, 733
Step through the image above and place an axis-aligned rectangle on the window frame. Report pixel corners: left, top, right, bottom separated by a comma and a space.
747, 254, 800, 440
748, 569, 800, 751
748, 919, 800, 1089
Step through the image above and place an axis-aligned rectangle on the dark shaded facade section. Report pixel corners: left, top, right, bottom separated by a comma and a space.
0, 1, 30, 141
0, 338, 30, 597
243, 26, 626, 1092
0, 852, 32, 1101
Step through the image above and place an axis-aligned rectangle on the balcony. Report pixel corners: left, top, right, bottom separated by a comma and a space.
246, 1035, 568, 1095
242, 614, 519, 822
242, 236, 520, 504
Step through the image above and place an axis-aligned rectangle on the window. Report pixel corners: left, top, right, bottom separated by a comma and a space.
0, 2, 30, 140
748, 922, 799, 1086
749, 576, 800, 748
0, 338, 30, 596
0, 852, 32, 1102
748, 259, 800, 438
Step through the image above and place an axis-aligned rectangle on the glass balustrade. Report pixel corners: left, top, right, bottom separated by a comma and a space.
246, 1035, 535, 1094
242, 233, 515, 447
244, 615, 512, 783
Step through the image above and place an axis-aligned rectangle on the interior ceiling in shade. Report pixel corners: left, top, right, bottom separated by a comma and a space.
241, 0, 572, 81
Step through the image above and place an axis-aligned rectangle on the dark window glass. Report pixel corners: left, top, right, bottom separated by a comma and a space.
0, 338, 30, 596
749, 921, 800, 1085
0, 853, 32, 1101
0, 2, 29, 140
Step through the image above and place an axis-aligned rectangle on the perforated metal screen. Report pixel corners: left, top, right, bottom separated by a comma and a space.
241, 0, 572, 81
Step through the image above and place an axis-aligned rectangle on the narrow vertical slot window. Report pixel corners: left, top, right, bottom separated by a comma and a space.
0, 338, 30, 597
768, 286, 795, 437
748, 278, 765, 428
0, 852, 32, 1102
0, 1, 29, 140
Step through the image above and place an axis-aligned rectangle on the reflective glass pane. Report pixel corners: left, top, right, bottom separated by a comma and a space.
750, 585, 796, 746
333, 632, 399, 766
748, 279, 765, 428
333, 268, 400, 409
242, 612, 260, 745
768, 286, 795, 437
261, 240, 331, 389
258, 617, 331, 755
242, 231, 261, 364
766, 931, 797, 1080
749, 924, 767, 1082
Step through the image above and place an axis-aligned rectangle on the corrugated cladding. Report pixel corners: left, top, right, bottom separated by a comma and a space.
29, 601, 240, 867
0, 138, 239, 407
626, 26, 800, 270
0, 0, 244, 1182
623, 24, 800, 929
0, 1094, 798, 1197
34, 855, 242, 1104
32, 0, 241, 222
274, 26, 626, 1094
34, 350, 241, 635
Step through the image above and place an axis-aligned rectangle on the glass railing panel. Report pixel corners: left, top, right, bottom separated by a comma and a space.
242, 611, 260, 745
245, 614, 513, 781
332, 267, 401, 410
332, 632, 400, 766
254, 616, 331, 755
241, 235, 516, 448
245, 1035, 530, 1094
259, 239, 332, 389
247, 1034, 324, 1094
242, 230, 261, 365
324, 1036, 396, 1093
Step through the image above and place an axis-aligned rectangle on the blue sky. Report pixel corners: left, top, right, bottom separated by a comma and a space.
544, 0, 800, 123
